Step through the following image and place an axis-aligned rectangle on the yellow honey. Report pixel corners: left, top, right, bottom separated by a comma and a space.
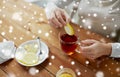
59, 73, 73, 77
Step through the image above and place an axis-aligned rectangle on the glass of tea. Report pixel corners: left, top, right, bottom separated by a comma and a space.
59, 31, 80, 55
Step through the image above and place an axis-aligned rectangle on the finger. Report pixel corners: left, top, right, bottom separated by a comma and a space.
81, 46, 97, 61
49, 13, 59, 28
54, 10, 66, 26
82, 51, 92, 57
82, 52, 96, 61
81, 39, 99, 45
88, 57, 96, 62
81, 51, 94, 60
81, 46, 92, 53
49, 12, 63, 27
81, 46, 98, 61
61, 10, 70, 23
89, 56, 96, 61
81, 48, 93, 59
67, 18, 71, 23
51, 17, 63, 28
48, 19, 59, 28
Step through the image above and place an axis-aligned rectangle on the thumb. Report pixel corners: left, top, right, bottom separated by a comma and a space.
81, 46, 91, 53
81, 39, 98, 46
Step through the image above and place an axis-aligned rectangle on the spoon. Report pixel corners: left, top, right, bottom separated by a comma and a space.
37, 37, 42, 55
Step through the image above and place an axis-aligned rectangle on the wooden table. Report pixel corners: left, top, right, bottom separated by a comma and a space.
0, 0, 120, 77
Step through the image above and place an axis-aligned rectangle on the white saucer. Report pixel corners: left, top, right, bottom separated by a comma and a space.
15, 40, 49, 66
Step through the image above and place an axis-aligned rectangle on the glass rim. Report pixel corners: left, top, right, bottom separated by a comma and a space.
60, 38, 78, 44
58, 31, 79, 44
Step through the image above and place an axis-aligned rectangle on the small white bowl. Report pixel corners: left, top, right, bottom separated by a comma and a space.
15, 40, 49, 66
56, 68, 76, 77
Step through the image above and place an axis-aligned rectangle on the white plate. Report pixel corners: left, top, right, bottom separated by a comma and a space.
15, 40, 49, 66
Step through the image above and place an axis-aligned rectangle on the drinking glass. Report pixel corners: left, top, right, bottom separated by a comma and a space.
59, 31, 80, 55
56, 68, 76, 77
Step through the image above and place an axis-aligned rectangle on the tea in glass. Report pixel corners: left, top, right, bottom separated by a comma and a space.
60, 33, 78, 55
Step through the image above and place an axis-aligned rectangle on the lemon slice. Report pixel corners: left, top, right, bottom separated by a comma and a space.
64, 23, 74, 35
24, 44, 38, 53
18, 52, 39, 65
59, 73, 73, 77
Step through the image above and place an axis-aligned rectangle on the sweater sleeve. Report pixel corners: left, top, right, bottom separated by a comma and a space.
110, 43, 120, 57
45, 2, 59, 19
45, 0, 80, 19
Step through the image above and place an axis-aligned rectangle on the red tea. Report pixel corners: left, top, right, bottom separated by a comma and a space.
60, 34, 77, 55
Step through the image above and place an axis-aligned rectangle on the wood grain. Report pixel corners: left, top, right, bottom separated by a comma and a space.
0, 0, 120, 77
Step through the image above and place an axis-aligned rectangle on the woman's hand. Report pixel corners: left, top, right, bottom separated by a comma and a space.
48, 8, 70, 28
45, 3, 70, 28
80, 39, 112, 60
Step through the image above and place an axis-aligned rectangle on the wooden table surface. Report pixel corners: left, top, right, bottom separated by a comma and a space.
0, 0, 120, 77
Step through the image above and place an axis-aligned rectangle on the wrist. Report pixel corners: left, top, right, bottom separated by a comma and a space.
105, 43, 112, 56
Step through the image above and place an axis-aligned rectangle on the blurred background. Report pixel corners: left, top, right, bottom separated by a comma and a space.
24, 0, 74, 8
24, 0, 58, 7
